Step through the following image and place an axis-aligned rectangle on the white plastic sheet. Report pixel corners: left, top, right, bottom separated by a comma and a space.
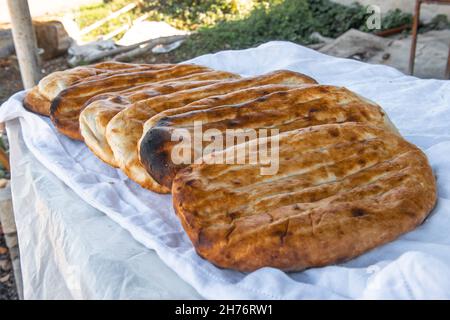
1, 41, 450, 299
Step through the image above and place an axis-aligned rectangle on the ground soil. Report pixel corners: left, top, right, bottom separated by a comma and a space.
0, 224, 18, 300
0, 55, 71, 104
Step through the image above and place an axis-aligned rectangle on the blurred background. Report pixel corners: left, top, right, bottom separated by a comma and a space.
1, 0, 450, 106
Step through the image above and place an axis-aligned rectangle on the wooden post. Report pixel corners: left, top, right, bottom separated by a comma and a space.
7, 0, 41, 89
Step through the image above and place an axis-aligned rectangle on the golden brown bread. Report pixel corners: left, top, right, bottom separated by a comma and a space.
106, 70, 318, 193
25, 65, 106, 116
172, 123, 437, 272
24, 61, 172, 116
140, 85, 398, 190
23, 86, 51, 116
80, 70, 240, 167
39, 62, 166, 101
50, 64, 211, 140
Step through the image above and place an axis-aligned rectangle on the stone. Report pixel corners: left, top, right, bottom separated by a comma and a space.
0, 273, 11, 283
370, 29, 450, 79
0, 257, 11, 271
0, 20, 71, 60
319, 29, 391, 60
33, 20, 71, 60
0, 29, 14, 59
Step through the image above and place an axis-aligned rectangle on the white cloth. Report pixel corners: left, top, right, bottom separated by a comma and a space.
1, 41, 450, 299
5, 119, 201, 299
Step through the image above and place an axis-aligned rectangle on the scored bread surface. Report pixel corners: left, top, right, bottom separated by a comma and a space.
24, 61, 172, 116
172, 122, 437, 272
106, 70, 318, 193
23, 86, 51, 116
23, 63, 437, 273
39, 62, 167, 101
51, 64, 211, 140
80, 70, 240, 167
139, 84, 398, 189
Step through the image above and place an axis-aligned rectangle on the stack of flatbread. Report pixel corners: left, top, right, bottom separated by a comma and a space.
24, 62, 437, 272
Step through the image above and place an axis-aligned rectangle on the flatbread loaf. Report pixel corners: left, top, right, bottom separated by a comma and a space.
24, 61, 169, 116
140, 85, 398, 189
106, 70, 317, 193
50, 64, 211, 140
24, 86, 52, 116
80, 70, 240, 166
172, 122, 437, 271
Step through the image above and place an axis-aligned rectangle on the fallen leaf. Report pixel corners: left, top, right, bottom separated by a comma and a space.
0, 259, 11, 271
0, 274, 10, 283
0, 247, 7, 255
0, 179, 8, 188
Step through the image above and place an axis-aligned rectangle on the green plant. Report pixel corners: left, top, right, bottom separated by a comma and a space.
74, 0, 259, 41
307, 0, 370, 38
380, 9, 412, 30
420, 14, 450, 33
175, 0, 315, 61
74, 0, 140, 40
139, 0, 249, 30
308, 1, 413, 36
73, 0, 446, 62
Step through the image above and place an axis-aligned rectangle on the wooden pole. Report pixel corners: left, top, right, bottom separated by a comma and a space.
114, 35, 188, 62
7, 0, 41, 89
84, 34, 188, 64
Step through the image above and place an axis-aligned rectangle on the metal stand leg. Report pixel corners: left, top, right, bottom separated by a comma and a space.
409, 0, 421, 75
446, 44, 450, 79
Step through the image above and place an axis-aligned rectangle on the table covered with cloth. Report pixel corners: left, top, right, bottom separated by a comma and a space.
1, 41, 450, 299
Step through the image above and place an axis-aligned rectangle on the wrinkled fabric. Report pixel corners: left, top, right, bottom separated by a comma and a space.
1, 41, 449, 299
5, 119, 201, 299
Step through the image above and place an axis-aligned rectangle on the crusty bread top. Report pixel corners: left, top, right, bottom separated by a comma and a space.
172, 122, 437, 271
24, 62, 172, 116
142, 83, 307, 133
84, 70, 240, 107
23, 86, 51, 116
139, 84, 398, 189
80, 70, 240, 167
38, 61, 171, 101
51, 64, 212, 140
105, 70, 318, 193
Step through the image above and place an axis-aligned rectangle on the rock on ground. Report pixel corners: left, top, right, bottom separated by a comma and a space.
371, 29, 450, 79
319, 28, 450, 79
319, 29, 392, 61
